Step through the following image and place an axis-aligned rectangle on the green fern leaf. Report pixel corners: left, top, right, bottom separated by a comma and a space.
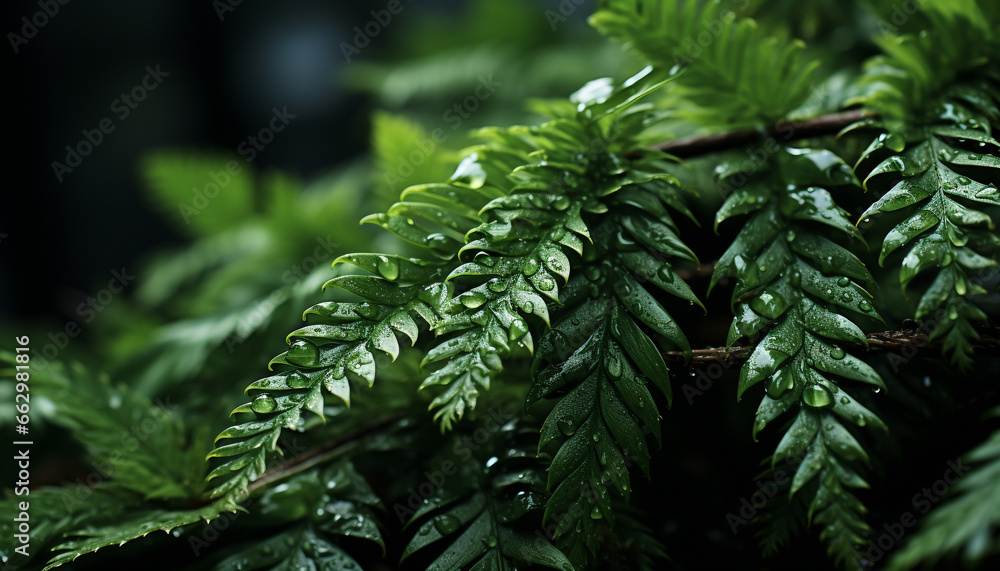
713, 147, 887, 569
886, 414, 1000, 570
591, 0, 819, 127
402, 427, 575, 571
856, 97, 1000, 369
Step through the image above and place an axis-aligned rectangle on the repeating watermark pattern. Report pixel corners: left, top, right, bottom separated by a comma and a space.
7, 0, 71, 54
726, 452, 803, 534
391, 406, 513, 523
177, 106, 296, 224
222, 235, 339, 354
544, 0, 589, 30
858, 459, 970, 567
188, 438, 308, 556
51, 65, 170, 182
384, 74, 502, 192
34, 268, 135, 371
875, 0, 927, 37
212, 0, 244, 21
340, 0, 414, 63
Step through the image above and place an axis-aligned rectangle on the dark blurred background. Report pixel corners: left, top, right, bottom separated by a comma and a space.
0, 0, 605, 321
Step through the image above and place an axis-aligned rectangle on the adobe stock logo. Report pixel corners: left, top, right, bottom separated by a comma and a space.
51, 65, 170, 182
7, 0, 71, 54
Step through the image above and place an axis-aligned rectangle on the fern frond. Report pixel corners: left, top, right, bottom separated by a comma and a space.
207, 68, 677, 502
212, 460, 384, 571
886, 416, 1000, 570
40, 500, 235, 570
853, 0, 996, 126
402, 425, 575, 571
591, 0, 820, 127
25, 359, 209, 501
856, 93, 1000, 369
713, 147, 888, 569
527, 123, 699, 566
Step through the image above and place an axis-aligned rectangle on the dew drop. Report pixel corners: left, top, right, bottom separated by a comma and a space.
837, 276, 850, 287
251, 394, 277, 413
830, 347, 846, 360
657, 265, 675, 284
765, 369, 794, 399
286, 339, 319, 366
460, 291, 488, 308
858, 300, 874, 312
434, 514, 461, 535
840, 396, 850, 404
557, 418, 575, 436
585, 267, 602, 281
377, 256, 400, 280
287, 371, 311, 389
606, 356, 623, 379
955, 278, 967, 296
803, 384, 833, 408
522, 258, 540, 276
425, 233, 452, 254
553, 196, 571, 210
536, 276, 556, 292
488, 278, 507, 293
355, 303, 379, 319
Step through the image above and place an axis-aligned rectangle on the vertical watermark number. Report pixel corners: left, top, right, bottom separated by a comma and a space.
12, 335, 32, 557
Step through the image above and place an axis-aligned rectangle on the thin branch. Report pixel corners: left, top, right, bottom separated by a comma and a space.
629, 109, 874, 159
245, 413, 402, 496
664, 329, 1000, 364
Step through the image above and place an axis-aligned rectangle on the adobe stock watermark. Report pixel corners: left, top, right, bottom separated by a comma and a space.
212, 0, 244, 21
383, 74, 502, 192
391, 406, 513, 523
59, 396, 180, 512
189, 437, 309, 556
7, 0, 71, 54
340, 0, 414, 63
177, 106, 296, 224
51, 65, 169, 182
875, 0, 927, 37
726, 453, 803, 534
222, 235, 339, 354
857, 458, 970, 567
544, 0, 588, 30
34, 268, 136, 371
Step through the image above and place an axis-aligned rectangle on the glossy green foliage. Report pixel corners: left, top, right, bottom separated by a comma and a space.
591, 0, 819, 127
856, 92, 1000, 368
212, 461, 384, 571
39, 502, 231, 571
853, 0, 999, 127
402, 426, 575, 571
525, 130, 698, 564
206, 67, 682, 504
712, 147, 888, 568
10, 2, 1000, 570
24, 359, 210, 501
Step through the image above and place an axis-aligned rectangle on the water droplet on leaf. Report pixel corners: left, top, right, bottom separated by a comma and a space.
251, 394, 277, 414
803, 384, 833, 408
287, 339, 319, 366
